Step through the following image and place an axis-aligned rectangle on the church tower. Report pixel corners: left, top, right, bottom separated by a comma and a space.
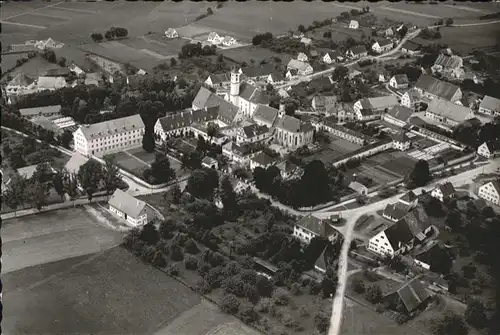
230, 66, 240, 106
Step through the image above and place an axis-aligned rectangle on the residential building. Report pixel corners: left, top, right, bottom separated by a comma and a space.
389, 74, 409, 90
354, 95, 399, 120
401, 90, 421, 109
431, 182, 456, 202
414, 74, 462, 103
392, 131, 411, 151
190, 123, 229, 146
372, 39, 394, 53
236, 124, 272, 144
312, 95, 338, 114
73, 114, 145, 157
478, 95, 500, 117
274, 115, 314, 149
239, 64, 280, 83
477, 180, 500, 205
287, 59, 313, 76
378, 72, 389, 83
165, 28, 178, 38
253, 104, 279, 128
285, 68, 299, 80
349, 20, 359, 29
267, 72, 286, 86
222, 36, 237, 46
346, 45, 368, 59
155, 108, 215, 140
431, 54, 463, 78
300, 37, 312, 46
297, 52, 309, 62
276, 160, 301, 180
19, 105, 62, 119
322, 50, 344, 64
384, 105, 413, 128
5, 73, 36, 96
201, 156, 219, 170
383, 202, 411, 222
383, 278, 432, 314
309, 50, 319, 59
222, 141, 258, 166
401, 41, 420, 54
425, 98, 475, 127
349, 181, 368, 195
108, 189, 153, 227
293, 214, 338, 244
37, 76, 67, 91
413, 243, 453, 272
383, 27, 394, 37
249, 152, 279, 170
320, 119, 368, 145
64, 152, 89, 176
207, 32, 223, 44
399, 190, 418, 208
477, 140, 500, 159
204, 73, 231, 89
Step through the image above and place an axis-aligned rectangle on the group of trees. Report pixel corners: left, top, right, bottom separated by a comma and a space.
178, 42, 217, 59
142, 153, 176, 185
78, 157, 124, 200
419, 27, 442, 40
407, 159, 432, 188
252, 32, 273, 46
90, 27, 128, 42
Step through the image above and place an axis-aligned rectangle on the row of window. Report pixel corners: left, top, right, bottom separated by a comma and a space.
91, 139, 140, 153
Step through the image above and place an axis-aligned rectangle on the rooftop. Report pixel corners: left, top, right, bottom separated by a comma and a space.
390, 277, 432, 312
79, 114, 145, 140
392, 74, 409, 85
480, 95, 500, 112
295, 214, 337, 238
275, 115, 313, 133
19, 105, 61, 118
427, 98, 473, 123
253, 104, 279, 127
108, 189, 147, 218
387, 105, 413, 123
433, 54, 462, 69
415, 74, 460, 101
64, 153, 89, 175
251, 152, 278, 166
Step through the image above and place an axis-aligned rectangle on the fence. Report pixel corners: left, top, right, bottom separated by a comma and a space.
332, 140, 393, 167
412, 128, 464, 151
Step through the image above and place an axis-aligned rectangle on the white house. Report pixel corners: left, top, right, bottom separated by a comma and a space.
207, 32, 223, 44
389, 74, 409, 90
478, 95, 500, 117
297, 52, 309, 62
300, 37, 312, 46
222, 36, 237, 46
69, 63, 85, 76
431, 182, 456, 202
5, 73, 37, 96
287, 59, 313, 76
274, 115, 314, 149
349, 20, 359, 29
201, 156, 219, 170
477, 180, 500, 205
165, 28, 179, 39
372, 39, 394, 53
401, 90, 421, 109
293, 214, 338, 244
354, 95, 399, 120
73, 114, 145, 157
392, 131, 411, 151
477, 140, 500, 159
108, 189, 153, 227
400, 191, 418, 207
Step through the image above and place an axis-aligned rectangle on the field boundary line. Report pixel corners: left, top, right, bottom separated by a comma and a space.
0, 21, 47, 29
1, 1, 64, 20
51, 5, 99, 14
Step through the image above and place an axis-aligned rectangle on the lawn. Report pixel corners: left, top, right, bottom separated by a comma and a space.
4, 12, 71, 28
328, 138, 363, 153
107, 150, 150, 179
304, 148, 345, 165
220, 45, 293, 66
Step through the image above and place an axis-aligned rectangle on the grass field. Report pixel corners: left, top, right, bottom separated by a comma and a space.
220, 45, 293, 65
4, 55, 65, 80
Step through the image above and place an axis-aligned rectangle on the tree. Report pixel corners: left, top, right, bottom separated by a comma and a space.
58, 57, 66, 67
206, 122, 219, 143
352, 278, 366, 293
465, 299, 487, 328
59, 130, 73, 149
409, 159, 432, 187
220, 294, 240, 314
256, 276, 274, 297
63, 171, 79, 205
298, 24, 306, 33
432, 312, 468, 335
105, 30, 115, 40
53, 170, 66, 200
314, 311, 330, 333
142, 129, 156, 153
323, 31, 332, 38
78, 159, 104, 196
170, 58, 177, 67
148, 153, 175, 184
425, 197, 445, 217
186, 168, 219, 200
159, 218, 176, 239
103, 157, 121, 195
207, 7, 213, 15
26, 180, 49, 211
446, 18, 454, 26
219, 175, 238, 217
170, 182, 182, 204
140, 222, 160, 245
365, 284, 382, 303
322, 267, 338, 298
90, 32, 103, 42
2, 174, 27, 216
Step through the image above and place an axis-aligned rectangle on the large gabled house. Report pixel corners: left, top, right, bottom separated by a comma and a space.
372, 38, 394, 53
322, 50, 344, 64
207, 32, 223, 44
293, 214, 339, 244
383, 191, 418, 222
19, 105, 62, 120
478, 95, 500, 117
431, 182, 456, 202
236, 123, 272, 144
5, 73, 36, 96
401, 40, 420, 55
431, 54, 464, 79
252, 104, 279, 128
424, 98, 475, 128
249, 152, 279, 170
383, 105, 413, 128
287, 59, 313, 76
108, 189, 155, 227
383, 277, 432, 314
392, 131, 412, 151
477, 140, 500, 159
389, 74, 409, 90
204, 73, 231, 89
478, 180, 500, 206
414, 74, 462, 103
401, 89, 421, 109
354, 95, 399, 120
346, 45, 368, 59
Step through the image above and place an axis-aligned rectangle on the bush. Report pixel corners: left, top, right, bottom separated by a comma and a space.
273, 288, 291, 306
169, 244, 184, 261
184, 238, 200, 254
166, 264, 180, 276
365, 284, 383, 303
184, 255, 199, 270
196, 278, 212, 294
309, 280, 322, 295
299, 306, 310, 317
238, 306, 259, 324
152, 251, 167, 268
281, 313, 297, 328
352, 278, 366, 293
256, 298, 271, 313
290, 282, 302, 296
314, 311, 330, 334
256, 276, 274, 297
221, 294, 240, 315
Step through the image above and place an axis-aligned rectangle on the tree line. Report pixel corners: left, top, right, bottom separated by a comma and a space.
90, 26, 128, 42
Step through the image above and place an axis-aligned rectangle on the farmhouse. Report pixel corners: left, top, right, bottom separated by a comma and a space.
346, 46, 368, 59
249, 152, 279, 170
383, 278, 432, 314
312, 95, 338, 114
372, 39, 394, 53
431, 182, 456, 202
73, 114, 145, 157
414, 74, 462, 103
384, 105, 413, 128
37, 76, 67, 91
274, 114, 314, 149
5, 73, 36, 96
477, 180, 500, 205
201, 156, 218, 170
253, 104, 279, 128
389, 74, 409, 90
108, 189, 154, 227
392, 131, 412, 151
222, 36, 237, 46
293, 214, 338, 244
477, 140, 500, 159
239, 64, 282, 84
64, 152, 89, 177
287, 59, 313, 76
354, 95, 399, 120
401, 90, 421, 109
424, 98, 475, 127
19, 105, 62, 120
401, 40, 420, 55
322, 50, 344, 64
267, 72, 286, 86
297, 52, 309, 62
300, 37, 312, 46
383, 203, 411, 222
478, 95, 500, 117
349, 20, 359, 29
207, 32, 223, 44
309, 50, 319, 58
204, 73, 231, 89
165, 28, 178, 39
236, 123, 272, 144
431, 54, 463, 79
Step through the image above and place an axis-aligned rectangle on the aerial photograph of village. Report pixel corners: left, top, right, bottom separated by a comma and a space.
0, 0, 499, 334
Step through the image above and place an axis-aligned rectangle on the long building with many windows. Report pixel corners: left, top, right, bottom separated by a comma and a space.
73, 114, 145, 157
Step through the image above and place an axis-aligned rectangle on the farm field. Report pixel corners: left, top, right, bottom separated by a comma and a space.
3, 55, 65, 80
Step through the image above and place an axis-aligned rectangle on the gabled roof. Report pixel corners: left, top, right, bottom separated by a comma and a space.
414, 243, 451, 267
349, 45, 367, 55
208, 32, 220, 39
392, 131, 410, 143
483, 139, 500, 152
240, 64, 277, 78
251, 152, 278, 166
390, 277, 431, 312
207, 73, 231, 85
158, 109, 216, 132
376, 38, 393, 47
19, 105, 61, 118
295, 214, 337, 238
79, 114, 145, 140
366, 95, 399, 110
349, 20, 359, 25
480, 95, 500, 112
384, 220, 415, 250
253, 104, 279, 127
414, 74, 460, 101
383, 203, 410, 221
16, 163, 54, 180
241, 124, 270, 138
392, 74, 409, 85
37, 76, 67, 90
400, 206, 430, 241
433, 54, 462, 69
403, 89, 421, 101
287, 59, 312, 72
192, 86, 213, 110
239, 82, 269, 105
312, 95, 337, 110
402, 40, 420, 51
8, 73, 35, 87
427, 98, 473, 123
387, 105, 413, 123
201, 156, 218, 166
436, 181, 456, 197
400, 191, 417, 203
165, 28, 177, 34
108, 189, 147, 218
275, 115, 313, 133
482, 180, 500, 195
65, 152, 89, 175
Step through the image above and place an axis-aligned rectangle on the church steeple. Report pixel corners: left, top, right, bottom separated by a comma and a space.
230, 66, 240, 106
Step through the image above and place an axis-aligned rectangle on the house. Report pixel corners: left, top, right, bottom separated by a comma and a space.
165, 28, 179, 39
431, 182, 456, 202
84, 72, 102, 86
155, 108, 215, 140
413, 243, 453, 273
383, 202, 411, 222
401, 90, 421, 109
425, 98, 475, 127
401, 40, 420, 55
5, 73, 36, 96
477, 140, 500, 159
276, 160, 301, 180
312, 95, 338, 114
383, 27, 394, 37
349, 20, 359, 29
69, 63, 85, 76
369, 207, 432, 256
267, 72, 286, 86
323, 50, 344, 64
378, 72, 389, 83
349, 181, 368, 195
354, 96, 399, 120
204, 73, 231, 89
37, 76, 67, 91
239, 64, 278, 82
399, 191, 418, 208
300, 37, 312, 46
384, 278, 432, 314
392, 131, 412, 151
19, 105, 62, 119
297, 52, 309, 62
73, 114, 145, 157
346, 46, 368, 59
222, 36, 237, 46
478, 95, 500, 117
108, 189, 154, 227
478, 180, 500, 205
287, 59, 313, 76
64, 152, 89, 177
309, 50, 319, 59
414, 74, 462, 103
222, 142, 258, 166
431, 54, 463, 78
207, 32, 223, 44
201, 156, 219, 170
249, 152, 279, 170
253, 104, 279, 128
293, 214, 338, 244
462, 72, 481, 84
286, 68, 299, 80
389, 74, 409, 90
384, 105, 413, 128
274, 115, 314, 149
236, 124, 272, 144
372, 39, 394, 53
